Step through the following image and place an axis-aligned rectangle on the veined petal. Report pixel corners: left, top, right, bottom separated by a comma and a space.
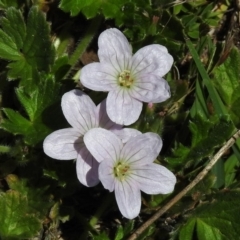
115, 178, 141, 219
120, 133, 162, 166
97, 99, 122, 130
84, 128, 123, 163
131, 75, 171, 103
131, 44, 173, 77
61, 90, 98, 134
107, 89, 142, 125
80, 62, 117, 91
133, 163, 176, 194
99, 159, 115, 192
76, 146, 100, 187
111, 128, 142, 143
98, 28, 132, 63
43, 128, 83, 160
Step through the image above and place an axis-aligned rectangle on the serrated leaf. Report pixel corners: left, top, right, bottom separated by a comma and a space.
0, 7, 54, 83
0, 190, 41, 238
16, 76, 60, 121
1, 108, 32, 134
1, 7, 26, 49
59, 0, 127, 20
1, 108, 51, 145
178, 190, 240, 240
0, 29, 21, 60
0, 175, 52, 239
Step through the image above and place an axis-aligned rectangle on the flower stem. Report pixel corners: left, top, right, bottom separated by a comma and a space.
127, 129, 240, 240
65, 15, 103, 78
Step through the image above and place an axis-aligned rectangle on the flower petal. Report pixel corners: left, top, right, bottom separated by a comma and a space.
98, 28, 132, 63
107, 89, 142, 125
111, 128, 142, 143
43, 128, 83, 160
115, 178, 141, 219
76, 146, 100, 187
99, 159, 115, 192
97, 99, 122, 130
131, 44, 173, 77
133, 163, 176, 194
80, 62, 117, 91
131, 75, 170, 103
61, 90, 98, 134
84, 128, 123, 163
120, 133, 162, 166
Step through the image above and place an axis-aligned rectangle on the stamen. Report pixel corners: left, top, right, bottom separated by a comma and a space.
114, 161, 130, 180
118, 70, 134, 88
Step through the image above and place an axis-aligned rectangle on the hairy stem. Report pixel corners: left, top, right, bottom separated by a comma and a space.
127, 129, 240, 240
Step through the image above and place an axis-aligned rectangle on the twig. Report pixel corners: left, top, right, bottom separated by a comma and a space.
127, 129, 240, 240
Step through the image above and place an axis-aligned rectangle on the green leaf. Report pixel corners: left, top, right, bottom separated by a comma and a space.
0, 190, 41, 239
0, 175, 52, 239
0, 7, 54, 83
224, 154, 240, 187
178, 190, 240, 240
179, 219, 196, 240
59, 0, 127, 20
123, 220, 134, 236
167, 115, 235, 170
186, 39, 227, 116
0, 30, 21, 60
114, 225, 124, 240
0, 0, 21, 9
213, 47, 240, 126
1, 108, 51, 145
1, 108, 32, 134
91, 231, 110, 240
16, 76, 60, 121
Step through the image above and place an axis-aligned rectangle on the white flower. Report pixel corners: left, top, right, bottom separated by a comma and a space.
84, 128, 176, 219
80, 28, 173, 125
43, 89, 139, 187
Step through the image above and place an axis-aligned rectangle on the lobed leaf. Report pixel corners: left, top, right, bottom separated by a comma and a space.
59, 0, 128, 23
0, 175, 52, 239
178, 190, 240, 240
0, 6, 54, 83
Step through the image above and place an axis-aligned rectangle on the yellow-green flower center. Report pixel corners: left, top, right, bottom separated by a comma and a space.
118, 70, 134, 88
114, 161, 130, 180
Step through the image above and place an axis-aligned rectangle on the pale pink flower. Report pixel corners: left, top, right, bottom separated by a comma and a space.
80, 28, 173, 125
43, 89, 139, 187
84, 128, 176, 219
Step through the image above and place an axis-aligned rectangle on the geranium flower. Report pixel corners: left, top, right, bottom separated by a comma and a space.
80, 28, 173, 125
43, 89, 139, 187
84, 128, 176, 219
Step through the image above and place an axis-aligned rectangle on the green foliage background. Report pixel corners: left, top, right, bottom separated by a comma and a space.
0, 0, 240, 239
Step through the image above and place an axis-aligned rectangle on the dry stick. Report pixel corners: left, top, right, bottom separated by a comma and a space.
127, 129, 240, 240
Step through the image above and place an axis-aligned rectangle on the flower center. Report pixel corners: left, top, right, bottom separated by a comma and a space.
113, 161, 130, 180
118, 70, 134, 88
